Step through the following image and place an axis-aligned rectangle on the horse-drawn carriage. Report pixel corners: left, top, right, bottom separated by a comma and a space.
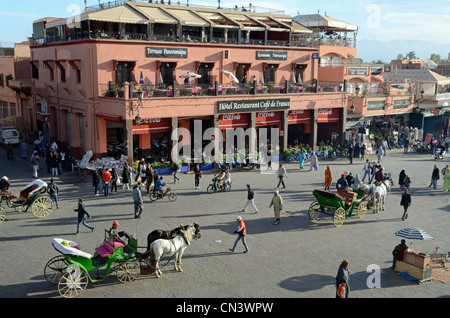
308, 189, 367, 227
44, 223, 201, 298
0, 179, 54, 224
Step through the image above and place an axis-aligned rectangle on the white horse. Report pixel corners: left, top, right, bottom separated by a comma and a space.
373, 180, 392, 213
147, 224, 200, 278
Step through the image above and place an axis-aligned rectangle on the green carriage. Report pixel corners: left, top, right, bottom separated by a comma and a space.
308, 189, 367, 227
44, 231, 139, 298
0, 179, 54, 223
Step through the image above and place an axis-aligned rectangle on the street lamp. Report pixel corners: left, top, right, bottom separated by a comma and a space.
133, 88, 144, 125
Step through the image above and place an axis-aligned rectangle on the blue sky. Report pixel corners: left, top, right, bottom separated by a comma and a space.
1, 0, 449, 63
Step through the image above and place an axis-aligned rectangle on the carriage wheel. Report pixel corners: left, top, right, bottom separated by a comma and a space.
333, 207, 346, 227
58, 268, 89, 298
31, 196, 54, 218
308, 201, 321, 220
357, 203, 367, 219
44, 255, 69, 284
116, 262, 139, 283
167, 192, 177, 202
0, 206, 6, 224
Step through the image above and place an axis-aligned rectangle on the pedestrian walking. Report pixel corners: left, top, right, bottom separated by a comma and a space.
324, 165, 332, 191
353, 173, 361, 190
92, 169, 100, 196
443, 165, 450, 192
335, 260, 350, 298
369, 162, 377, 184
193, 163, 202, 190
376, 144, 383, 163
398, 170, 406, 191
348, 144, 354, 164
229, 216, 249, 253
74, 198, 94, 234
392, 239, 408, 269
296, 151, 306, 170
269, 190, 283, 225
173, 161, 181, 183
20, 140, 27, 159
6, 144, 14, 161
430, 165, 440, 190
382, 139, 388, 156
56, 151, 63, 174
354, 143, 360, 160
50, 151, 58, 176
111, 168, 118, 193
47, 178, 59, 209
361, 159, 371, 182
30, 152, 40, 179
133, 182, 143, 218
276, 163, 288, 189
145, 163, 153, 193
122, 163, 131, 190
310, 152, 318, 171
102, 168, 112, 196
241, 184, 259, 213
400, 188, 411, 220
360, 143, 366, 160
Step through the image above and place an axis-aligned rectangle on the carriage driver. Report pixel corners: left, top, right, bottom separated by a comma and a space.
108, 221, 131, 244
0, 176, 10, 193
336, 174, 356, 205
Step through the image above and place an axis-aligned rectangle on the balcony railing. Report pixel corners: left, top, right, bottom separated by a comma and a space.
99, 81, 344, 99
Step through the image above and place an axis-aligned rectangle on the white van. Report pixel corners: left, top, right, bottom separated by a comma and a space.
0, 128, 20, 146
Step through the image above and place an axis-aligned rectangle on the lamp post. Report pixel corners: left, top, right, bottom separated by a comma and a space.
133, 88, 144, 125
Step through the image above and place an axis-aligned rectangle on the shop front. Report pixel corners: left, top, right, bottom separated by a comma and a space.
219, 113, 249, 148
132, 117, 170, 160
287, 110, 311, 147
317, 108, 341, 144
255, 111, 282, 145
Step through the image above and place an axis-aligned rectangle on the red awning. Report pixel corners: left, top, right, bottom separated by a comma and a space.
219, 113, 248, 129
288, 110, 311, 124
317, 108, 340, 123
255, 111, 281, 126
132, 118, 170, 135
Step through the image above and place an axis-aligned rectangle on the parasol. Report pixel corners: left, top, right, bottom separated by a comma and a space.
222, 70, 239, 83
395, 227, 433, 240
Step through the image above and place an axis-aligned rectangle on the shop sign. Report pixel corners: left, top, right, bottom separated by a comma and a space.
255, 111, 281, 126
132, 117, 170, 134
146, 47, 188, 58
219, 113, 248, 129
256, 51, 288, 60
317, 108, 340, 123
218, 98, 290, 113
288, 110, 311, 124
393, 99, 410, 109
367, 100, 385, 111
348, 68, 368, 76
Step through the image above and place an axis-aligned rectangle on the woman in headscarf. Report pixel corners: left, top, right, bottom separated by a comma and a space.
398, 170, 406, 191
324, 166, 332, 191
443, 165, 450, 192
296, 150, 306, 170
310, 152, 319, 171
353, 173, 361, 189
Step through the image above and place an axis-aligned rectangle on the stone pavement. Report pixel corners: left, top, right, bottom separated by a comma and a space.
0, 145, 449, 299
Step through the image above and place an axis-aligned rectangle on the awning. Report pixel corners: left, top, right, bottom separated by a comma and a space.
255, 111, 281, 126
293, 14, 358, 32
317, 108, 340, 123
132, 118, 170, 135
133, 6, 178, 24
288, 110, 311, 124
166, 9, 210, 27
46, 5, 148, 28
219, 113, 248, 129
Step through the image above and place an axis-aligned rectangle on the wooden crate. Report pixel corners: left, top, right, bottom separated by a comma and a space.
395, 260, 432, 281
403, 252, 431, 269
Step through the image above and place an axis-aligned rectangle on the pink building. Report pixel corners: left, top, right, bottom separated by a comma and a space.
30, 2, 353, 161
0, 41, 32, 133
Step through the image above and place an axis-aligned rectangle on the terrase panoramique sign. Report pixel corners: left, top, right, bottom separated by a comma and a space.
146, 47, 188, 58
218, 98, 291, 113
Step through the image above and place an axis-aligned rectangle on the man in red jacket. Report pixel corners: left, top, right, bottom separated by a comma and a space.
229, 216, 249, 253
103, 168, 112, 197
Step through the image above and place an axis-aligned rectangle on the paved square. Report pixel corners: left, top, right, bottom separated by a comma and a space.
0, 146, 449, 298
